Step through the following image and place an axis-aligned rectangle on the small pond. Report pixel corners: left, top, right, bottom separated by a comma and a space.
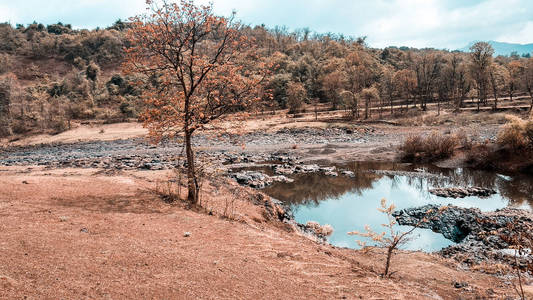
261, 161, 533, 252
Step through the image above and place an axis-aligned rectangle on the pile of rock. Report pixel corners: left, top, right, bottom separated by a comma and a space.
230, 171, 294, 189
429, 187, 497, 198
272, 164, 340, 176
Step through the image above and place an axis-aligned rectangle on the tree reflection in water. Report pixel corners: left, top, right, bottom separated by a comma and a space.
264, 161, 533, 210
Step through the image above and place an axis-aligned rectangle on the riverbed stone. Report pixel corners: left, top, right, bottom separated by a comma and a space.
429, 187, 497, 198
340, 170, 355, 177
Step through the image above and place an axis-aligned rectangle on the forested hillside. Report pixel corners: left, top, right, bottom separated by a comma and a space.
0, 20, 532, 137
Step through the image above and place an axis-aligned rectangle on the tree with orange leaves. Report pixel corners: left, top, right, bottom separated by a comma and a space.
124, 0, 265, 203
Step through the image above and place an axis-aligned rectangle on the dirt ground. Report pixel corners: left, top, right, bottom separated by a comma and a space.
0, 165, 530, 299
1, 111, 531, 299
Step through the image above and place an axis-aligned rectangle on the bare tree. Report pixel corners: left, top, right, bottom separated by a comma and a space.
469, 42, 494, 110
349, 198, 438, 277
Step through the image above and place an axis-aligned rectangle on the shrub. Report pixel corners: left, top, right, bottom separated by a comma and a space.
50, 116, 69, 134
46, 23, 72, 35
399, 131, 458, 162
465, 143, 498, 170
497, 115, 532, 151
119, 99, 135, 117
454, 129, 474, 150
86, 61, 100, 81
524, 120, 533, 147
0, 54, 12, 74
72, 57, 86, 69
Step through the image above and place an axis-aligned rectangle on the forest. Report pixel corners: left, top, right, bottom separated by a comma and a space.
1, 19, 532, 137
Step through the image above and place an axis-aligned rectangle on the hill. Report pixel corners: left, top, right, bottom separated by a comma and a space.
460, 40, 533, 56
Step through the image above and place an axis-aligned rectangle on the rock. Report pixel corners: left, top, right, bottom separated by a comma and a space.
270, 175, 294, 183
304, 221, 334, 237
230, 171, 292, 189
429, 187, 497, 198
341, 170, 355, 177
324, 171, 338, 177
80, 228, 89, 233
394, 204, 533, 265
295, 164, 320, 173
273, 164, 295, 175
319, 166, 336, 173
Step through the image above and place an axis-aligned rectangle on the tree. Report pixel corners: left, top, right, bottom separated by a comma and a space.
265, 73, 291, 108
321, 57, 346, 110
286, 81, 306, 114
360, 86, 380, 119
322, 70, 345, 110
524, 58, 533, 111
393, 69, 416, 111
469, 42, 494, 110
455, 62, 471, 110
506, 60, 522, 102
0, 74, 16, 136
124, 0, 264, 203
413, 52, 441, 111
379, 67, 395, 116
488, 64, 508, 110
340, 90, 358, 119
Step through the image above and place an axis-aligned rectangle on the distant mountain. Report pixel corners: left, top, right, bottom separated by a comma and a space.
458, 41, 533, 57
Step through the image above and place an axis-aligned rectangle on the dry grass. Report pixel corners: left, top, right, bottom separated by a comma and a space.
466, 115, 533, 173
497, 115, 533, 151
399, 131, 459, 162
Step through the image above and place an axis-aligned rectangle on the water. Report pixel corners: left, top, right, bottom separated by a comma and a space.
262, 161, 533, 252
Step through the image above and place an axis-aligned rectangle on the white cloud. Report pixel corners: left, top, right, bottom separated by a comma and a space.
0, 3, 16, 24
0, 0, 532, 49
497, 21, 533, 44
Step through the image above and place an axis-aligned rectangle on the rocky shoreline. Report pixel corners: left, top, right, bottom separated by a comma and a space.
394, 204, 533, 266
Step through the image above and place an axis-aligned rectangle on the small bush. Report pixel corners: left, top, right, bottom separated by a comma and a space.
85, 61, 100, 81
50, 117, 69, 134
497, 115, 533, 151
454, 129, 474, 150
400, 131, 458, 162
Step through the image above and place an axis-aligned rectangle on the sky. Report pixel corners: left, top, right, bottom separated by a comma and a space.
1, 0, 532, 50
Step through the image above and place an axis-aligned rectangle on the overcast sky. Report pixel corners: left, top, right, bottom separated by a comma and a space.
1, 0, 532, 50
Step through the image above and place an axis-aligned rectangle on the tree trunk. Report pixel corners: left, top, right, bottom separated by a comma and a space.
384, 247, 393, 276
365, 98, 369, 119
530, 90, 533, 112
185, 130, 198, 204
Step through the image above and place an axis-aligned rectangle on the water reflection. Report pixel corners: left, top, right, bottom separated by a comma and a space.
263, 161, 533, 251
265, 161, 533, 209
